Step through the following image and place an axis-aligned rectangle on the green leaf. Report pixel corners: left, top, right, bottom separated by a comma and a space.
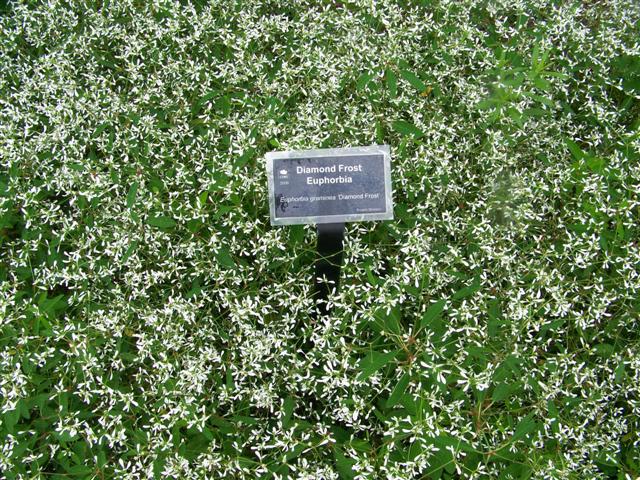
430, 433, 476, 454
453, 281, 481, 300
522, 91, 555, 107
420, 300, 446, 329
153, 453, 166, 479
374, 305, 401, 335
289, 224, 305, 246
356, 72, 374, 90
122, 241, 138, 263
210, 415, 233, 429
216, 247, 235, 269
522, 107, 548, 118
586, 156, 605, 173
67, 465, 93, 475
386, 372, 410, 409
566, 138, 586, 160
487, 299, 502, 338
4, 406, 20, 434
38, 293, 66, 317
147, 216, 177, 229
534, 76, 552, 91
198, 190, 208, 207
493, 355, 523, 382
282, 397, 295, 428
385, 69, 397, 98
350, 438, 371, 452
543, 70, 570, 80
209, 171, 231, 191
511, 412, 536, 443
232, 415, 258, 425
284, 443, 305, 462
192, 90, 218, 115
567, 222, 590, 234
93, 122, 111, 138
426, 447, 453, 476
126, 181, 138, 209
215, 95, 231, 116
375, 120, 385, 144
334, 448, 356, 479
357, 350, 398, 381
531, 44, 541, 70
476, 98, 499, 110
593, 343, 614, 358
391, 120, 424, 138
400, 69, 427, 93
491, 382, 516, 402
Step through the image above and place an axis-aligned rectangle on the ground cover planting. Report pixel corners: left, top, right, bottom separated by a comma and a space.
1, 0, 639, 478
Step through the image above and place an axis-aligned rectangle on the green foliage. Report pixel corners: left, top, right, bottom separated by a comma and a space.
357, 349, 398, 381
147, 215, 177, 229
391, 120, 424, 138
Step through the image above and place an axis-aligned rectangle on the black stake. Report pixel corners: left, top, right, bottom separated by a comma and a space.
313, 222, 345, 318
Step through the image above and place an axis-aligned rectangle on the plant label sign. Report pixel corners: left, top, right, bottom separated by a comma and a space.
266, 145, 394, 225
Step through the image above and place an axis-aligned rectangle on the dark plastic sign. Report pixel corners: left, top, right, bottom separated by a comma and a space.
266, 145, 393, 225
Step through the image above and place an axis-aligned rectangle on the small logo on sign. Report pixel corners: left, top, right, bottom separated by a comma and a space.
279, 169, 288, 175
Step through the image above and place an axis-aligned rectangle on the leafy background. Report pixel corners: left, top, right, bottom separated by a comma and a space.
1, 0, 639, 478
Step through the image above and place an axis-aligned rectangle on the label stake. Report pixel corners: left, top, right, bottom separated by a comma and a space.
313, 222, 345, 318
